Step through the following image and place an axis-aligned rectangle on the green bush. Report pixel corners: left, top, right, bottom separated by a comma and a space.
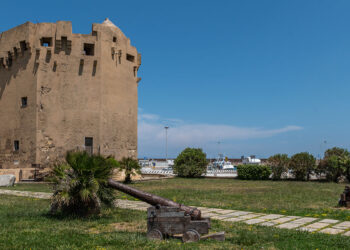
268, 154, 289, 180
49, 151, 119, 216
237, 165, 271, 180
173, 148, 207, 178
289, 152, 315, 181
317, 147, 350, 182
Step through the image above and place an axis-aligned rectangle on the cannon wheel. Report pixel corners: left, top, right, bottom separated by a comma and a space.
147, 229, 163, 240
182, 229, 200, 243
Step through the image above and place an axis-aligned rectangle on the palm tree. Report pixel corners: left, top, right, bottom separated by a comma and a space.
118, 157, 141, 184
50, 151, 119, 216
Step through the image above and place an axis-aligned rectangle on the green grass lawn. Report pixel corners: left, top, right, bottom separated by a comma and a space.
1, 195, 350, 249
121, 178, 350, 221
3, 178, 350, 220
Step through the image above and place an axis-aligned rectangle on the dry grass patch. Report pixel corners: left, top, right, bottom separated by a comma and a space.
87, 221, 146, 234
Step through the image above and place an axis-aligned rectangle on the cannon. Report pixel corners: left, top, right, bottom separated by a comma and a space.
108, 179, 225, 242
339, 186, 350, 207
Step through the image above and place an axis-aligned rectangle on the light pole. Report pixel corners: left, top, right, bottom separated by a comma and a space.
165, 126, 169, 161
217, 141, 221, 157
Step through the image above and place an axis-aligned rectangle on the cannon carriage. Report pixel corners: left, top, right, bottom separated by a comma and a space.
108, 179, 224, 242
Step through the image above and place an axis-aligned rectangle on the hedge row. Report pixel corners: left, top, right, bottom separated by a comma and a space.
237, 165, 271, 180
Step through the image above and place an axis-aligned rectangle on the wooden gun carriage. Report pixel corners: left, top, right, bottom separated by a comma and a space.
108, 179, 224, 242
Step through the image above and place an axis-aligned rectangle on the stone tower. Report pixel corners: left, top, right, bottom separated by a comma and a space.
0, 19, 141, 172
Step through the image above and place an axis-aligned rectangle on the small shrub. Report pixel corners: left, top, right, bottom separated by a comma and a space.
49, 151, 119, 216
268, 154, 289, 180
173, 148, 207, 178
118, 157, 141, 184
237, 165, 271, 180
289, 152, 315, 181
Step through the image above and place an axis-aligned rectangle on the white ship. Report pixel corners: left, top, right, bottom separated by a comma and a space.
210, 154, 235, 170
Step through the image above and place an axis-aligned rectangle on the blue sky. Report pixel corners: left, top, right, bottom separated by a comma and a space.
2, 1, 350, 158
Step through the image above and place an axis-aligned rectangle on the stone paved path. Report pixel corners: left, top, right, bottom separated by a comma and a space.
1, 189, 350, 236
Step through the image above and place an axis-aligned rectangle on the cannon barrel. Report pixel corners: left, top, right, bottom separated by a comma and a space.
108, 179, 202, 220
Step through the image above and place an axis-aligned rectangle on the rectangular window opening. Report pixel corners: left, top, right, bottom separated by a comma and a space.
40, 37, 53, 47
21, 97, 28, 108
83, 43, 95, 56
20, 41, 28, 52
14, 140, 19, 152
113, 36, 117, 42
61, 36, 68, 50
85, 137, 93, 156
126, 53, 135, 62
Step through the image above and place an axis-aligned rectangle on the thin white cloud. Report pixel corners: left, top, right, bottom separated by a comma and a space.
138, 113, 160, 121
138, 111, 302, 157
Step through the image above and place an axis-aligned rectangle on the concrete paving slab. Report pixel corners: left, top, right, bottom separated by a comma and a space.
259, 214, 285, 220
215, 209, 237, 214
276, 222, 303, 229
271, 217, 296, 224
202, 213, 220, 217
244, 219, 266, 225
211, 215, 232, 220
260, 221, 277, 227
303, 222, 330, 229
238, 213, 264, 219
320, 228, 344, 235
285, 216, 301, 219
228, 211, 253, 217
318, 219, 339, 224
223, 217, 247, 222
332, 222, 350, 229
220, 212, 242, 218
293, 217, 318, 224
299, 227, 318, 232
343, 231, 350, 236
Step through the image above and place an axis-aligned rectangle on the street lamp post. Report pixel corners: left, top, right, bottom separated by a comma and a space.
165, 126, 169, 161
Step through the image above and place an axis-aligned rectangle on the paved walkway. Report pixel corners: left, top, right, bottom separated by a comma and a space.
1, 189, 350, 236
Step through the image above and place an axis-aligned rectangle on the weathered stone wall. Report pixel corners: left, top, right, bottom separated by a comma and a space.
0, 20, 140, 171
0, 22, 38, 169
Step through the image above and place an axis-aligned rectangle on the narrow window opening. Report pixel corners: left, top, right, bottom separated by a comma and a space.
92, 60, 97, 76
118, 50, 122, 64
111, 48, 115, 60
40, 37, 52, 47
33, 62, 39, 75
113, 36, 117, 42
126, 54, 135, 62
21, 97, 28, 108
20, 41, 28, 52
45, 50, 52, 63
7, 52, 12, 67
92, 31, 98, 37
85, 137, 93, 156
13, 47, 18, 58
83, 43, 95, 56
14, 140, 19, 152
79, 59, 84, 75
35, 49, 40, 60
53, 61, 57, 72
